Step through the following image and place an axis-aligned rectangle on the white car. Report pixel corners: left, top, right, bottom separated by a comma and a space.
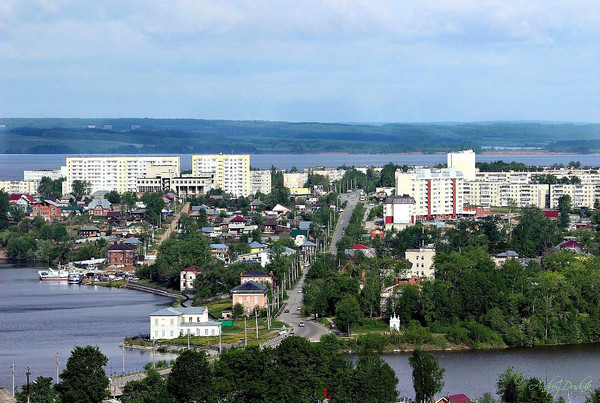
299, 321, 305, 327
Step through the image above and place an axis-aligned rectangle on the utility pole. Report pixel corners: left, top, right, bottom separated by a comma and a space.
25, 367, 31, 403
55, 353, 59, 384
255, 309, 259, 339
122, 343, 125, 375
244, 315, 248, 346
219, 329, 222, 354
11, 363, 15, 397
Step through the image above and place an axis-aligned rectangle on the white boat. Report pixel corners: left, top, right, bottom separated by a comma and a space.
67, 273, 83, 285
38, 267, 70, 281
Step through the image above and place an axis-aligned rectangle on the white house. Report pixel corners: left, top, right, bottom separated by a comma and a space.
149, 307, 221, 340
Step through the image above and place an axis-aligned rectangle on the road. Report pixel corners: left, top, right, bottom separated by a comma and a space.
277, 270, 329, 342
328, 190, 363, 254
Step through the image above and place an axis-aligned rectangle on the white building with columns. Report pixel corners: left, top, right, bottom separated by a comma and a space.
149, 307, 221, 340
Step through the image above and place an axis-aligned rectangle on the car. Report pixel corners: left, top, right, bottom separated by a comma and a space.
238, 338, 246, 344
299, 321, 305, 327
297, 288, 303, 293
297, 306, 301, 311
284, 308, 289, 313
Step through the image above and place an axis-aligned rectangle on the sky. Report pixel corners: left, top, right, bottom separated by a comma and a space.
0, 1, 599, 123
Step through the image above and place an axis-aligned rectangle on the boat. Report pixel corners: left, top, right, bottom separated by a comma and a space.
67, 273, 83, 285
38, 267, 70, 281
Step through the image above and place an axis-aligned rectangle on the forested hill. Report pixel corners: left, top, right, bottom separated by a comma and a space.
0, 118, 598, 154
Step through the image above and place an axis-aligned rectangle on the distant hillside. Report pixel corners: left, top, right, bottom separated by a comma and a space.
0, 118, 598, 154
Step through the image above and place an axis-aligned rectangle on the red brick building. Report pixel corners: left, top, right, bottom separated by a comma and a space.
30, 200, 62, 221
106, 243, 138, 266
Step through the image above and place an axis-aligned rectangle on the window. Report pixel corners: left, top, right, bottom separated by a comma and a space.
205, 329, 208, 335
254, 296, 258, 305
189, 317, 192, 322
170, 319, 174, 325
154, 319, 158, 325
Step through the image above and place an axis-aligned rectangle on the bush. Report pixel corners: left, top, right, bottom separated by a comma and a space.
356, 333, 388, 354
403, 320, 432, 344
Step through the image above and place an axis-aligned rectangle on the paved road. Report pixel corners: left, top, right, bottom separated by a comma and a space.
278, 270, 329, 342
328, 190, 363, 254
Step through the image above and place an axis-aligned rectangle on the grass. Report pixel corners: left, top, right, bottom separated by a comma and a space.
353, 318, 390, 334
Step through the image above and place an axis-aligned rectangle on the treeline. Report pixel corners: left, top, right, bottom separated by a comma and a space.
2, 118, 599, 154
15, 339, 398, 403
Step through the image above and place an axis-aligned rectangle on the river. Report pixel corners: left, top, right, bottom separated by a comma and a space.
0, 153, 598, 180
0, 264, 178, 390
1, 265, 598, 401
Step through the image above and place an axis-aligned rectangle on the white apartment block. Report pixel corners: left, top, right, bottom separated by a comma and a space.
283, 172, 308, 189
191, 154, 250, 197
405, 246, 436, 278
447, 150, 476, 180
396, 168, 464, 220
251, 170, 272, 195
384, 195, 416, 230
23, 168, 65, 182
0, 180, 39, 195
64, 156, 180, 194
307, 168, 346, 183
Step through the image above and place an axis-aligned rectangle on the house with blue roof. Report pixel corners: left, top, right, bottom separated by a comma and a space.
149, 306, 221, 340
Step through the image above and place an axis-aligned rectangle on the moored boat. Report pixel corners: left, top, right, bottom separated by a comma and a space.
38, 267, 70, 281
67, 273, 82, 285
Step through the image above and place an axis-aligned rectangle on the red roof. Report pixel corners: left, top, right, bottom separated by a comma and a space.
445, 394, 472, 403
352, 244, 370, 250
182, 265, 202, 273
558, 240, 581, 248
544, 210, 559, 218
10, 193, 34, 202
230, 215, 246, 222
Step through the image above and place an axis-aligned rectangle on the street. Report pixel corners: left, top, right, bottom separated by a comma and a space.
329, 190, 363, 254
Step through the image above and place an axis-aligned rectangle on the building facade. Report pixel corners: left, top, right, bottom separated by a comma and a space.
149, 307, 221, 340
191, 154, 250, 197
250, 170, 272, 195
396, 168, 464, 220
180, 265, 202, 291
64, 156, 180, 194
106, 243, 138, 266
384, 195, 416, 229
405, 246, 436, 278
231, 280, 268, 313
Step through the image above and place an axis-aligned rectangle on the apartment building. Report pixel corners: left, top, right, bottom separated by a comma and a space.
395, 168, 464, 220
384, 195, 416, 230
251, 170, 272, 195
191, 154, 250, 197
283, 172, 308, 189
23, 168, 65, 181
64, 156, 180, 194
0, 180, 39, 195
447, 150, 476, 180
405, 245, 436, 278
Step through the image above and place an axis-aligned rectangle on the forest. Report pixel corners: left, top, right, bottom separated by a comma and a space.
1, 118, 599, 154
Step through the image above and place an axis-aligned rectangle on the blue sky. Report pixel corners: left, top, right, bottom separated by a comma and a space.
1, 1, 598, 122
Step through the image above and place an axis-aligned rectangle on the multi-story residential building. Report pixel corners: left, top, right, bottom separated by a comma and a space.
191, 154, 250, 197
0, 180, 39, 195
307, 168, 346, 183
30, 200, 62, 222
106, 242, 138, 267
384, 195, 416, 229
231, 281, 269, 313
405, 245, 436, 278
283, 172, 308, 189
395, 168, 464, 220
64, 156, 180, 194
180, 265, 202, 291
250, 170, 272, 195
23, 168, 65, 182
447, 150, 476, 180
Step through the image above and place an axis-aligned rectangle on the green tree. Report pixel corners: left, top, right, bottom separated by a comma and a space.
142, 192, 165, 226
15, 376, 58, 403
0, 190, 10, 229
335, 294, 362, 336
409, 348, 445, 403
518, 377, 552, 403
71, 180, 91, 200
121, 369, 170, 403
557, 194, 572, 230
496, 367, 525, 403
122, 191, 138, 212
167, 349, 214, 403
56, 345, 109, 403
585, 386, 600, 403
351, 355, 399, 403
105, 190, 121, 204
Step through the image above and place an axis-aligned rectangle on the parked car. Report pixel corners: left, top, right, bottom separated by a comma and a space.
284, 308, 289, 313
299, 321, 305, 327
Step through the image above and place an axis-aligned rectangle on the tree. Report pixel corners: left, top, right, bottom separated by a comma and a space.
0, 190, 9, 229
167, 349, 214, 402
518, 377, 552, 403
585, 386, 600, 403
557, 194, 572, 230
496, 367, 525, 403
105, 190, 121, 204
121, 369, 170, 403
409, 348, 445, 403
56, 345, 109, 403
335, 294, 362, 336
142, 192, 165, 226
71, 180, 91, 200
15, 376, 58, 403
351, 355, 399, 403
